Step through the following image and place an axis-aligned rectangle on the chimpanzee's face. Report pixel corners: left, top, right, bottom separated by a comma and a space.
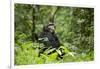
48, 25, 55, 33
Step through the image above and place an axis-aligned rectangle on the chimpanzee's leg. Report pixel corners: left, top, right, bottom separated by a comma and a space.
38, 47, 48, 57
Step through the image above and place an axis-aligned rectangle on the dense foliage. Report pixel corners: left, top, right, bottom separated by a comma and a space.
14, 4, 94, 65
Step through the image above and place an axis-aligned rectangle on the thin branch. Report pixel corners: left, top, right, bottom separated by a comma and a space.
49, 7, 60, 23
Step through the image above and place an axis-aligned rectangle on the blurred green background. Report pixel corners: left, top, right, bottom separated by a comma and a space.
14, 4, 94, 65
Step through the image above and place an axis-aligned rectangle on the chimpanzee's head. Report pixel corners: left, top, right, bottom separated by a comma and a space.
43, 22, 55, 34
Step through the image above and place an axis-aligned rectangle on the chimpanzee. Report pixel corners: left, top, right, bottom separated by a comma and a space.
35, 22, 64, 58
35, 23, 59, 52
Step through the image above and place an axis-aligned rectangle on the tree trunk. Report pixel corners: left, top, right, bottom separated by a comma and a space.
32, 5, 39, 42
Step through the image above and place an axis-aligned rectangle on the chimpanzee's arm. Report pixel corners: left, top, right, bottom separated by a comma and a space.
53, 33, 64, 46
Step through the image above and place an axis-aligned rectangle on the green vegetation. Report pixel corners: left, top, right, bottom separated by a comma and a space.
14, 4, 94, 65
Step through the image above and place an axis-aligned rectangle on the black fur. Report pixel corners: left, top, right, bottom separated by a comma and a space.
38, 23, 60, 49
